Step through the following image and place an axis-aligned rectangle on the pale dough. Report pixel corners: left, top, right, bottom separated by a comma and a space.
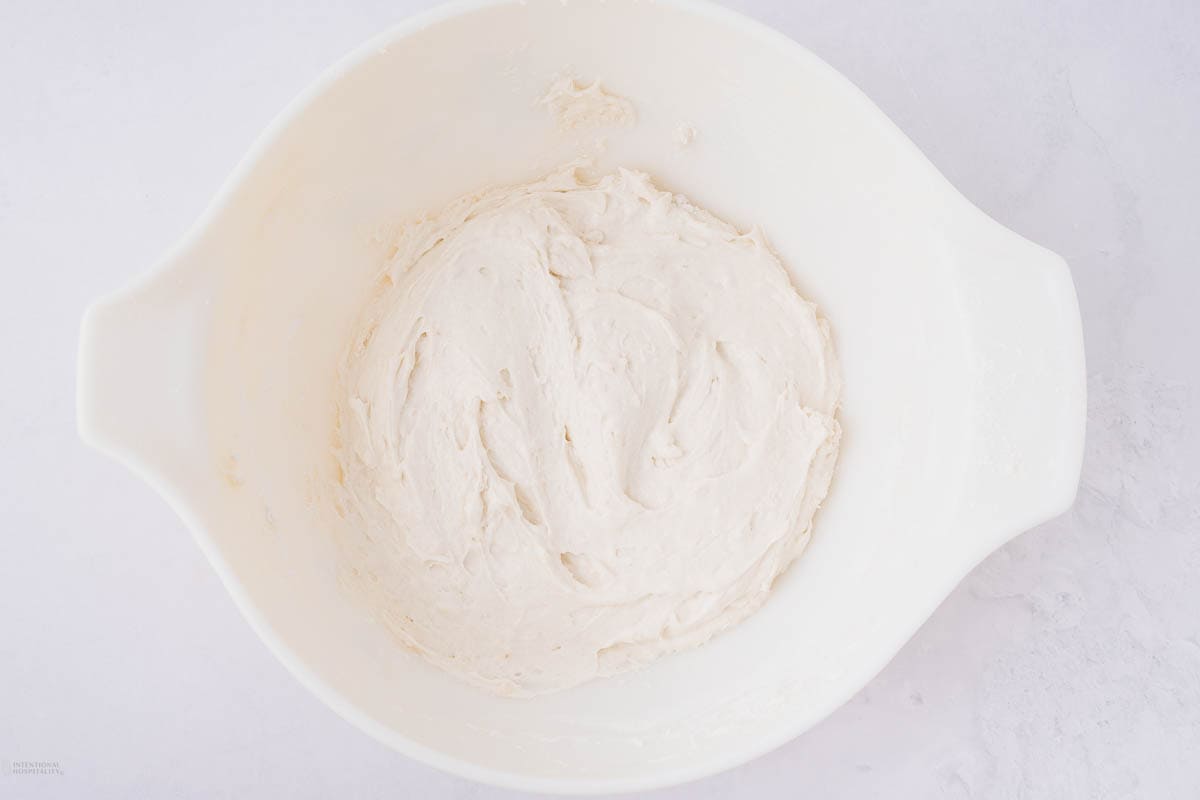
538, 77, 636, 131
334, 166, 841, 696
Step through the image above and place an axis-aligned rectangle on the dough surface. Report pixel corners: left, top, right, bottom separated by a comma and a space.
335, 167, 841, 696
538, 76, 636, 131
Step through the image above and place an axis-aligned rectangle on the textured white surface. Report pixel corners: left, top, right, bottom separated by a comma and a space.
1, 0, 1197, 797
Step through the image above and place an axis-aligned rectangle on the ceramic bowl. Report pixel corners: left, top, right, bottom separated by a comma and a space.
78, 0, 1086, 792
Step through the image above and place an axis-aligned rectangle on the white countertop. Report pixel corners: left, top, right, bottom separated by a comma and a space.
2, 0, 1197, 797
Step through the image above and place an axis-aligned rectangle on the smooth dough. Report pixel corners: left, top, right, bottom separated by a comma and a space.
334, 166, 842, 696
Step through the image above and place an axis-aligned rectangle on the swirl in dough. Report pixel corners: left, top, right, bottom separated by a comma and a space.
335, 167, 841, 696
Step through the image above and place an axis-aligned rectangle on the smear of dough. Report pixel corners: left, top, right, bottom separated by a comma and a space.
538, 76, 636, 131
334, 166, 842, 696
675, 123, 697, 148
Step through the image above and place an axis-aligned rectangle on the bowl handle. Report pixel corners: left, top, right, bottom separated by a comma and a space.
948, 206, 1087, 557
77, 246, 214, 484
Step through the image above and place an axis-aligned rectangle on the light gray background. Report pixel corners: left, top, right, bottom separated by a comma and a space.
2, 0, 1197, 797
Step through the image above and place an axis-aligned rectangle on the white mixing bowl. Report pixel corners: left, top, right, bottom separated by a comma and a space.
78, 0, 1086, 792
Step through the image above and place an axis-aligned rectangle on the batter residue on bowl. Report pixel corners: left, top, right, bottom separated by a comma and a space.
334, 165, 841, 696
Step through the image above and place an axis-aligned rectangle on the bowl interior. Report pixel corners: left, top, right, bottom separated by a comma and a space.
199, 0, 983, 787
